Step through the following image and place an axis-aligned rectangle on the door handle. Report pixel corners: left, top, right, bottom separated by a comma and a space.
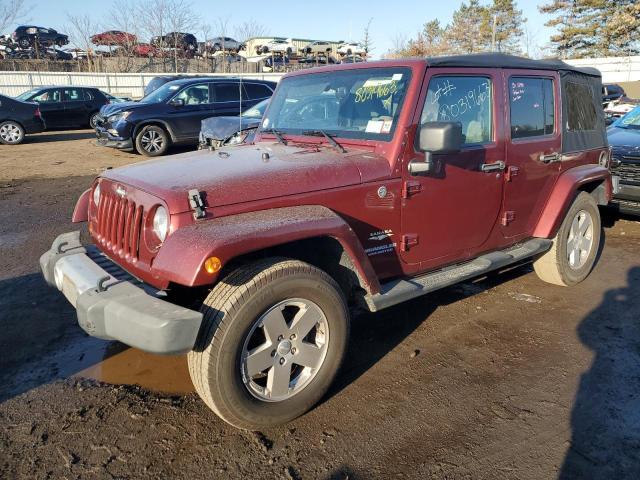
539, 152, 560, 163
480, 161, 505, 173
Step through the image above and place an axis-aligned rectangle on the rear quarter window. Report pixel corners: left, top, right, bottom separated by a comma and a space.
566, 82, 597, 131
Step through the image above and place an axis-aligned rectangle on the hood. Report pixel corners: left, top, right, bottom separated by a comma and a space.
103, 142, 390, 214
608, 126, 640, 152
200, 116, 261, 141
100, 100, 143, 116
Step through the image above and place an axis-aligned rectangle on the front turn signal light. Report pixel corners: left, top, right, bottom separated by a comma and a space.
204, 256, 222, 274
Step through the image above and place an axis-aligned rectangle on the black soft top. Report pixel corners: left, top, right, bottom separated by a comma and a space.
426, 53, 601, 78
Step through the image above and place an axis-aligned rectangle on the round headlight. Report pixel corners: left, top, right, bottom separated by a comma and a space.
93, 182, 101, 206
152, 206, 169, 242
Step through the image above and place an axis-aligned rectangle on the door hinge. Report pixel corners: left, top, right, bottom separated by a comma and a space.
505, 165, 520, 182
501, 211, 516, 226
401, 234, 419, 251
402, 180, 422, 199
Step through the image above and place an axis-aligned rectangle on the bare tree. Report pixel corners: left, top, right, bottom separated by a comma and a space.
0, 0, 28, 34
361, 17, 373, 57
66, 14, 98, 71
108, 0, 141, 71
234, 19, 269, 43
167, 0, 197, 72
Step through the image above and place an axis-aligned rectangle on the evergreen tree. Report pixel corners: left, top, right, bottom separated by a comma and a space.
446, 0, 493, 54
491, 0, 526, 53
540, 0, 640, 58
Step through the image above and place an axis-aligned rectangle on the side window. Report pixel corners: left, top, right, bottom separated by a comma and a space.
33, 89, 61, 103
175, 84, 210, 105
509, 77, 555, 139
421, 76, 492, 146
213, 83, 240, 103
566, 82, 597, 131
243, 83, 272, 100
63, 88, 83, 102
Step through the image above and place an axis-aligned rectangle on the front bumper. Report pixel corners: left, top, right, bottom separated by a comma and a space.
95, 125, 133, 151
40, 231, 202, 354
610, 176, 640, 215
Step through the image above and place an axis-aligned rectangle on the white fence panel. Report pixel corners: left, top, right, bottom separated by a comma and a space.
0, 71, 284, 98
565, 56, 640, 83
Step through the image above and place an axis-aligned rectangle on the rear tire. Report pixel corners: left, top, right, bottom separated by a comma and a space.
188, 258, 349, 430
533, 192, 601, 286
135, 125, 169, 156
0, 121, 25, 145
89, 112, 100, 129
18, 37, 31, 48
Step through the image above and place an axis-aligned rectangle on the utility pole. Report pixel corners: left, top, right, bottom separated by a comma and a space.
491, 14, 497, 52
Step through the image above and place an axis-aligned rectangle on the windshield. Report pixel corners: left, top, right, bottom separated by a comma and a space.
613, 106, 640, 129
243, 99, 269, 118
15, 89, 39, 101
140, 82, 182, 103
263, 67, 411, 140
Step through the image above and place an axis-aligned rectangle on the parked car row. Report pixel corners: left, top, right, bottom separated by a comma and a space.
254, 39, 367, 57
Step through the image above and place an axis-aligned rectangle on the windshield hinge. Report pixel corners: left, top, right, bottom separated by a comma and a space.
402, 180, 422, 199
188, 189, 206, 220
400, 234, 419, 252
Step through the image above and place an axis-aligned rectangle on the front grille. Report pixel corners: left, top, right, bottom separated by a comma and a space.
95, 190, 144, 260
611, 155, 640, 185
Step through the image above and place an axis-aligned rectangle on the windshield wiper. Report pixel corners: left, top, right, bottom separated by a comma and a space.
302, 130, 346, 153
261, 128, 287, 146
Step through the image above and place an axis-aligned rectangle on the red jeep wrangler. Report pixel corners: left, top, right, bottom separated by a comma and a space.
41, 54, 611, 430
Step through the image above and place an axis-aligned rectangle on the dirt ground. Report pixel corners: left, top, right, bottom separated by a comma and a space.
1, 131, 640, 480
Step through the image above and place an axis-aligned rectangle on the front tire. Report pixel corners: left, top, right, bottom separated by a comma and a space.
0, 121, 25, 145
135, 125, 169, 156
188, 258, 349, 430
533, 192, 601, 286
18, 37, 31, 48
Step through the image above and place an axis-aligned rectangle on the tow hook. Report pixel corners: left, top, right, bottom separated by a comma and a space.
188, 189, 206, 220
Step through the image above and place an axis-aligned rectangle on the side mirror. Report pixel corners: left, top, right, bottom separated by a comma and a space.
169, 98, 184, 107
409, 122, 463, 176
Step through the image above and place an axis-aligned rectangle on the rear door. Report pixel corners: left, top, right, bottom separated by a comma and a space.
212, 82, 242, 116
62, 87, 91, 126
167, 83, 215, 141
501, 71, 561, 239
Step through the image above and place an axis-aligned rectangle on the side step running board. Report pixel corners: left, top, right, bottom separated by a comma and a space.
365, 238, 552, 312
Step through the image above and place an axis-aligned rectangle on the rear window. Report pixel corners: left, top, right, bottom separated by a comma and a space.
509, 77, 555, 139
243, 83, 272, 100
213, 83, 240, 102
566, 82, 597, 131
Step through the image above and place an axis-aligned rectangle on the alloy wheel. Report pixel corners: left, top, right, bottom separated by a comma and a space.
241, 298, 330, 402
0, 123, 22, 143
567, 209, 594, 269
140, 130, 164, 153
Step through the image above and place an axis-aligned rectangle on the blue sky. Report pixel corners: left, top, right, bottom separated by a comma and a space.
20, 0, 553, 58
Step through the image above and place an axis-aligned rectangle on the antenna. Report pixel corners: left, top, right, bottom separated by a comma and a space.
239, 69, 243, 132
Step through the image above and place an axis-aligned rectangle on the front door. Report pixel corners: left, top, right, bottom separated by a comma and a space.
400, 69, 506, 271
501, 70, 561, 239
32, 88, 65, 128
168, 83, 215, 141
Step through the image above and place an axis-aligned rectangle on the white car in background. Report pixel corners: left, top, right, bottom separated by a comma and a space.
301, 40, 332, 55
337, 42, 366, 56
258, 38, 295, 55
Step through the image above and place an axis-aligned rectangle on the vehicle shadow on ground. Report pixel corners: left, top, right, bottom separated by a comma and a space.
558, 266, 640, 479
25, 131, 96, 143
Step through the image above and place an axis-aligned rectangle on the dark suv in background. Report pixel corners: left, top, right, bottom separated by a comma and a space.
12, 26, 69, 48
96, 77, 276, 156
16, 86, 113, 129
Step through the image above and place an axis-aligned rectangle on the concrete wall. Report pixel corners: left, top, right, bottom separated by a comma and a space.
0, 71, 284, 98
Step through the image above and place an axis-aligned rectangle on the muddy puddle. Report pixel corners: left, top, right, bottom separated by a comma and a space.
75, 347, 195, 394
